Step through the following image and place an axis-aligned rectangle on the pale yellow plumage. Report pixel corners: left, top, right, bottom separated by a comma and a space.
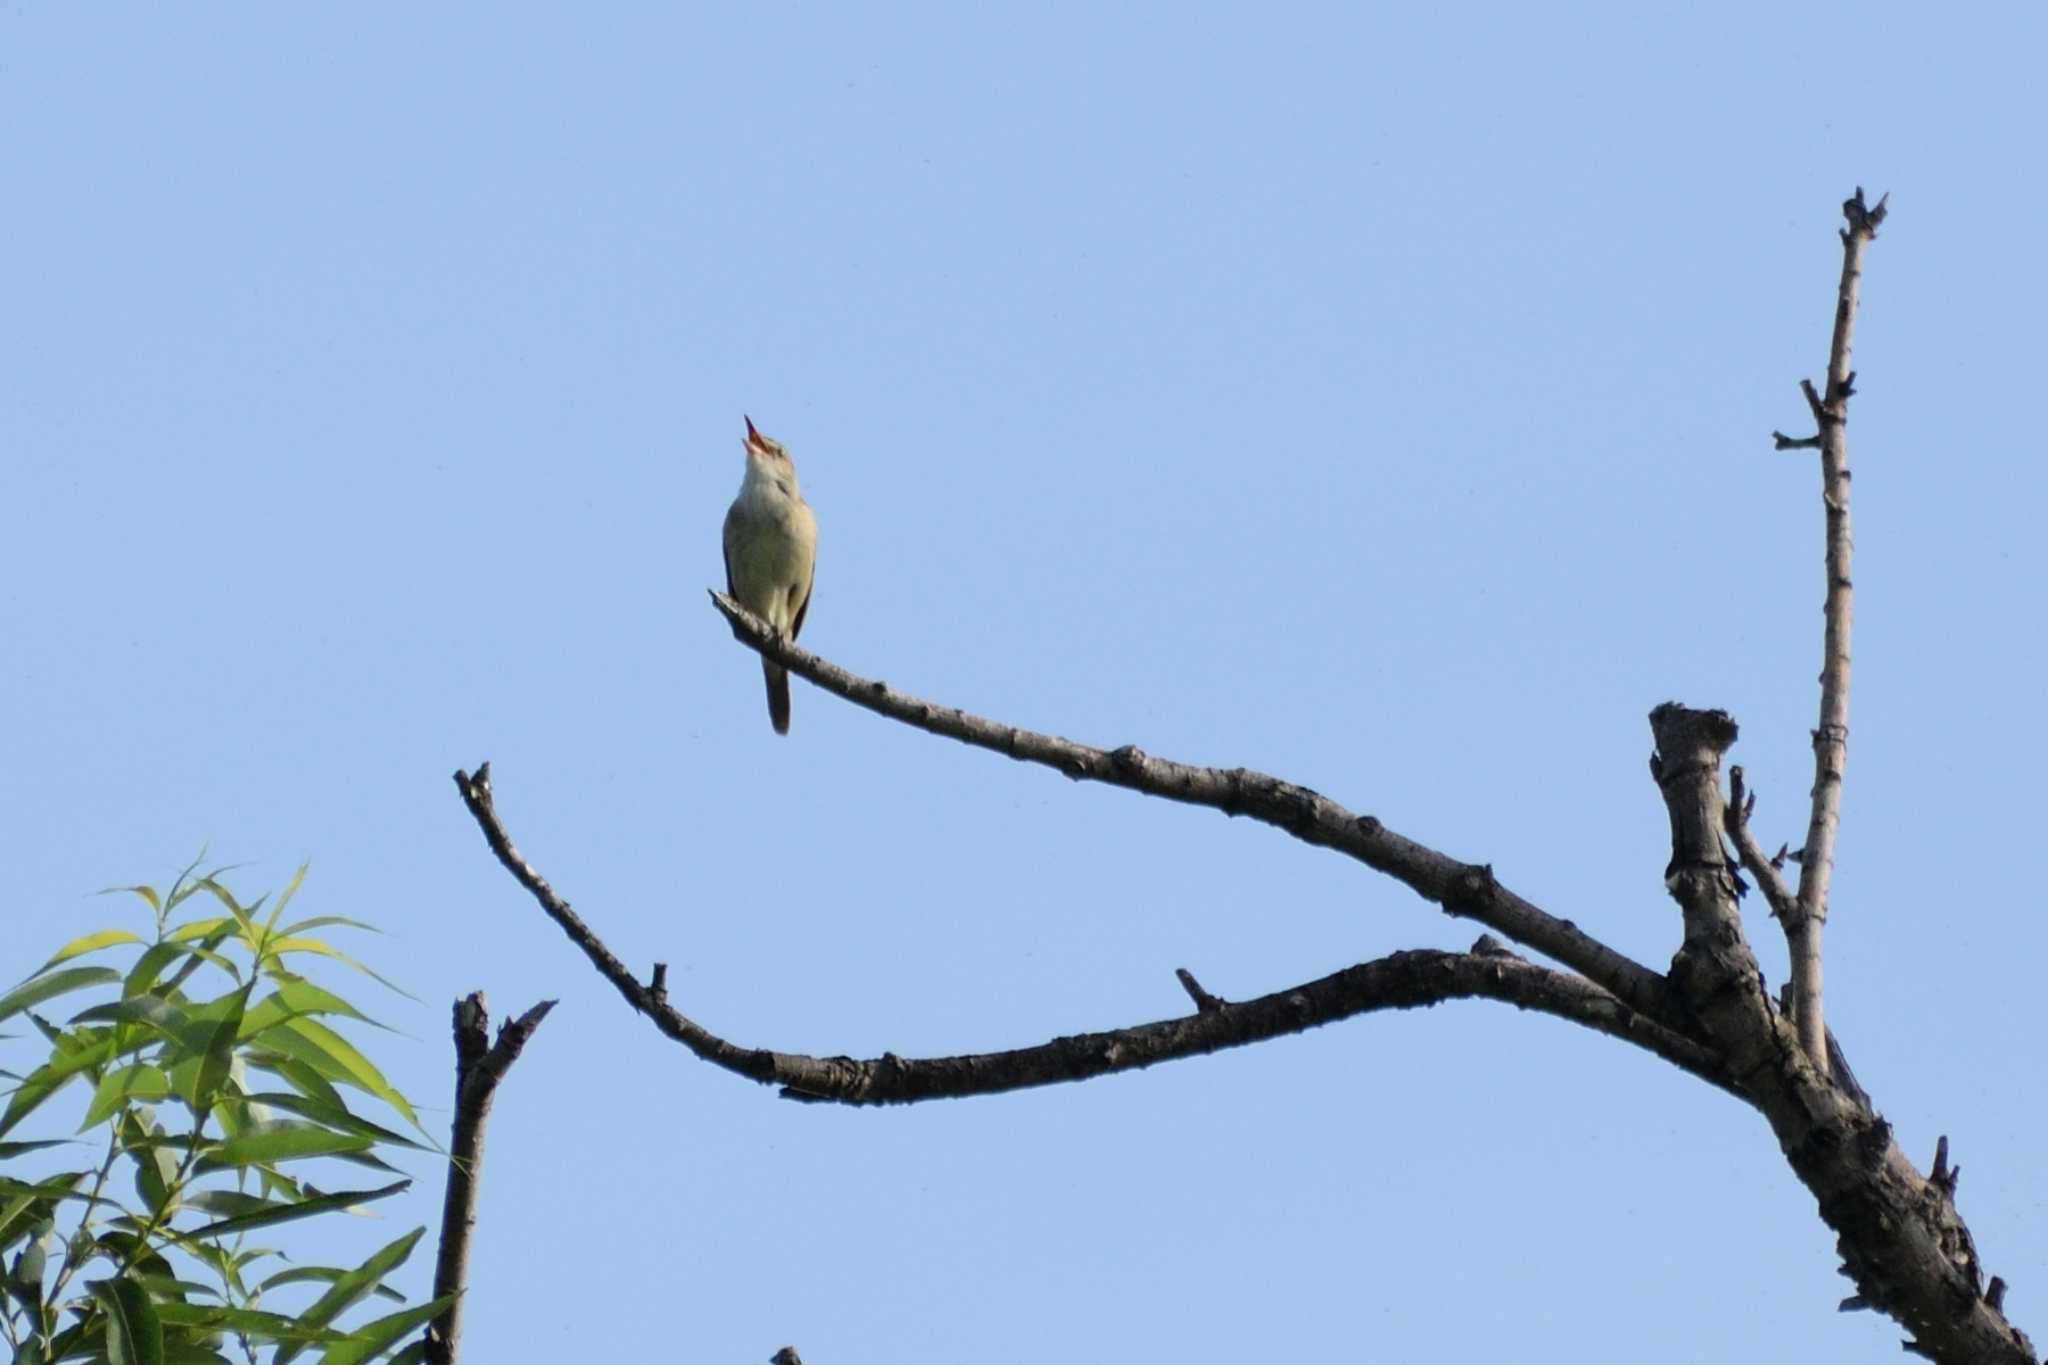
721, 417, 818, 734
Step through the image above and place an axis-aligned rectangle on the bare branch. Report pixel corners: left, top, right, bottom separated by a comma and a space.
707, 591, 1684, 1036
453, 764, 1734, 1103
424, 990, 555, 1365
1779, 186, 1886, 1076
1649, 702, 2031, 1365
1174, 967, 1224, 1014
1726, 766, 1799, 924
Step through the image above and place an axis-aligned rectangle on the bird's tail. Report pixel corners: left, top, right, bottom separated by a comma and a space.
763, 660, 792, 735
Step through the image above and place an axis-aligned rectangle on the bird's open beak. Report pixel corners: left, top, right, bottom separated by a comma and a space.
744, 415, 764, 451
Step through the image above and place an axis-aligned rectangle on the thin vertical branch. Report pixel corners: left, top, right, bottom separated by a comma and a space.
423, 992, 555, 1365
1781, 187, 1887, 1075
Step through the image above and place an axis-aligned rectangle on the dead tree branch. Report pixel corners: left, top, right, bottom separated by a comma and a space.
423, 991, 555, 1365
1648, 703, 2029, 1365
705, 591, 1682, 1035
453, 765, 1731, 1101
1774, 186, 1886, 1075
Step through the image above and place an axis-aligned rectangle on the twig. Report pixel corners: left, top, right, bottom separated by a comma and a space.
1174, 968, 1224, 1013
705, 592, 1684, 1036
423, 990, 556, 1365
1779, 187, 1886, 1076
1726, 767, 1798, 922
452, 764, 1734, 1102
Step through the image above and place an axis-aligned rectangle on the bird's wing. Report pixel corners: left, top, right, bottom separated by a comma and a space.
720, 502, 740, 597
789, 554, 814, 641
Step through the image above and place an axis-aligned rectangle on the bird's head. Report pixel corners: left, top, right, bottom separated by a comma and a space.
742, 415, 792, 468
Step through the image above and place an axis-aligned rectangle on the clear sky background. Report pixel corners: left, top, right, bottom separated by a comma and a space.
5, 5, 2043, 1362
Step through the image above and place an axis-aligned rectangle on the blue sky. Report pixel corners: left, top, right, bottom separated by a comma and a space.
5, 4, 2043, 1361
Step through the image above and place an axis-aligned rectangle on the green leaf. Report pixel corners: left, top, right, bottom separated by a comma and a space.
100, 883, 165, 916
192, 879, 258, 943
81, 1064, 176, 1131
185, 1180, 410, 1239
180, 1190, 270, 1220
198, 1121, 374, 1171
258, 1020, 418, 1130
132, 1129, 181, 1218
122, 945, 185, 1001
240, 1056, 345, 1116
154, 921, 243, 994
7, 1220, 55, 1314
0, 1139, 71, 1160
184, 991, 247, 1115
127, 1271, 215, 1300
272, 1227, 424, 1365
158, 1346, 235, 1365
0, 1038, 118, 1138
0, 967, 122, 1025
91, 1276, 166, 1365
240, 981, 382, 1040
258, 1265, 407, 1304
310, 1294, 451, 1365
0, 1173, 89, 1256
150, 1300, 345, 1343
164, 918, 234, 945
36, 930, 148, 975
276, 916, 381, 938
232, 1092, 434, 1154
70, 996, 193, 1045
259, 864, 310, 936
127, 923, 239, 1001
253, 939, 414, 1001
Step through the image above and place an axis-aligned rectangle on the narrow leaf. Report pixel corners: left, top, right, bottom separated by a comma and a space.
240, 981, 381, 1040
0, 1140, 70, 1160
273, 1227, 424, 1365
268, 1020, 417, 1129
91, 1276, 166, 1365
185, 992, 247, 1114
69, 996, 192, 1043
256, 940, 414, 1000
277, 916, 381, 938
311, 1294, 451, 1365
185, 1180, 410, 1239
234, 1092, 432, 1153
0, 968, 122, 1025
0, 1038, 118, 1138
199, 1121, 373, 1170
192, 880, 257, 942
98, 884, 164, 915
36, 930, 147, 975
260, 864, 310, 934
80, 1065, 174, 1131
150, 1300, 346, 1343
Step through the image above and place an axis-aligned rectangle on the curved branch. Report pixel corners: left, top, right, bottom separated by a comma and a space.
452, 765, 1734, 1103
706, 591, 1684, 1036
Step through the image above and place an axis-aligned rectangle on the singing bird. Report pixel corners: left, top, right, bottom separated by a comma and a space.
722, 416, 819, 734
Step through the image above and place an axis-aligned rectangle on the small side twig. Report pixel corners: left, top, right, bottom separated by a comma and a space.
423, 990, 556, 1365
1930, 1134, 1959, 1197
1725, 767, 1798, 924
1174, 968, 1225, 1013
